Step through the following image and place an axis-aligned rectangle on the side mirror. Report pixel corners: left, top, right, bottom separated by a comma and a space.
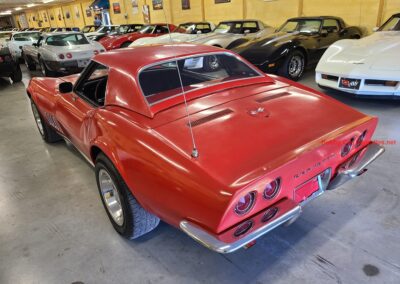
244, 29, 250, 35
59, 82, 73, 93
372, 27, 379, 32
321, 29, 328, 37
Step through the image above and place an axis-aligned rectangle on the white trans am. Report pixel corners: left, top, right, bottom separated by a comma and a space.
316, 13, 400, 97
188, 20, 274, 49
22, 32, 105, 77
7, 31, 41, 61
130, 22, 215, 47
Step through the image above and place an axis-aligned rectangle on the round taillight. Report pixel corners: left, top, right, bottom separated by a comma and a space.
58, 54, 65, 59
261, 207, 278, 223
263, 178, 280, 199
233, 220, 253, 237
234, 192, 256, 215
341, 138, 354, 157
66, 53, 72, 59
356, 130, 367, 147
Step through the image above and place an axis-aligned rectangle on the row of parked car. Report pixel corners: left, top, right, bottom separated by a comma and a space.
2, 13, 399, 97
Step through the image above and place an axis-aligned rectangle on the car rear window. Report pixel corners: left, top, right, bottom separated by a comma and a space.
139, 53, 261, 105
46, 34, 89, 46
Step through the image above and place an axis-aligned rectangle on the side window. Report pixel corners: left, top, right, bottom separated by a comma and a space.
243, 22, 259, 33
322, 19, 340, 33
155, 26, 169, 34
75, 63, 109, 106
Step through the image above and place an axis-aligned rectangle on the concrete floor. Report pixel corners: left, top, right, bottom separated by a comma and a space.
0, 65, 399, 284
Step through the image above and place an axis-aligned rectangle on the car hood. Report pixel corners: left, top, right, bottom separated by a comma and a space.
232, 32, 302, 63
190, 32, 242, 43
320, 31, 400, 72
132, 33, 200, 46
152, 81, 367, 188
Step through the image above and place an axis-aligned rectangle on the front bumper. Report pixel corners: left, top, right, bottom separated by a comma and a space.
180, 142, 384, 253
316, 72, 400, 96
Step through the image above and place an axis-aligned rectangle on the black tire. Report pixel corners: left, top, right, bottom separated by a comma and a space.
10, 64, 22, 83
95, 153, 160, 240
30, 101, 62, 143
39, 58, 55, 77
24, 53, 36, 71
120, 41, 132, 48
278, 50, 305, 81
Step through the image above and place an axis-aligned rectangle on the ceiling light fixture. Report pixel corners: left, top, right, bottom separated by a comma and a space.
15, 7, 23, 11
26, 4, 36, 8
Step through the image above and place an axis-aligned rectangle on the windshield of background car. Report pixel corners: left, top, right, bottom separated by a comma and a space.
279, 20, 322, 33
0, 33, 11, 40
139, 25, 156, 34
380, 16, 400, 31
46, 34, 89, 46
214, 22, 256, 34
13, 32, 40, 41
83, 26, 96, 33
139, 53, 261, 105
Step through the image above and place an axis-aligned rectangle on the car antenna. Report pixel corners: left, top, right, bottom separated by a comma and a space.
162, 8, 199, 158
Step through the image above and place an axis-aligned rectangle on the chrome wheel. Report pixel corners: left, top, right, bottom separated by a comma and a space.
288, 55, 304, 78
98, 169, 124, 226
31, 103, 44, 136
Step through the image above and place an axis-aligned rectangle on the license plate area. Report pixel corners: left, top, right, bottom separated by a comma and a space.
295, 168, 332, 205
339, 78, 361, 89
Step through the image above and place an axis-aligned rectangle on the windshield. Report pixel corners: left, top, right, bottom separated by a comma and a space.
46, 34, 89, 46
0, 33, 11, 40
117, 25, 142, 34
379, 16, 400, 31
278, 20, 322, 33
139, 25, 156, 34
174, 23, 212, 34
139, 53, 261, 105
213, 21, 258, 34
83, 26, 96, 33
13, 32, 40, 41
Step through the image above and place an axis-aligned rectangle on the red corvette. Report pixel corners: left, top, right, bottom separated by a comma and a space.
99, 23, 176, 50
27, 44, 384, 253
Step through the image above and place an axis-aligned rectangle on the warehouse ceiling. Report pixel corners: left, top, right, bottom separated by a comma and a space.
0, 0, 74, 14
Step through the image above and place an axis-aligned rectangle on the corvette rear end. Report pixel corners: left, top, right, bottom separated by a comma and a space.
152, 80, 383, 253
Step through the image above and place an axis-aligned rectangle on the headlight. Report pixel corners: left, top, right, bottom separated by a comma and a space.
263, 178, 281, 199
234, 192, 256, 215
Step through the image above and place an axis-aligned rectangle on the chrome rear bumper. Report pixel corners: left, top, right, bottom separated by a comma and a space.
180, 205, 301, 254
328, 142, 384, 190
180, 142, 384, 253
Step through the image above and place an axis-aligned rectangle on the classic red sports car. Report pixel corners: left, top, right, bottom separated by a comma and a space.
99, 23, 176, 50
27, 44, 384, 253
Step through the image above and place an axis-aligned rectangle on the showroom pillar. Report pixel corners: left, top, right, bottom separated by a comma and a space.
376, 0, 385, 26
298, 0, 304, 16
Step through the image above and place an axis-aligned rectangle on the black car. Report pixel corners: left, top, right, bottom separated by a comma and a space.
233, 16, 362, 81
0, 47, 22, 83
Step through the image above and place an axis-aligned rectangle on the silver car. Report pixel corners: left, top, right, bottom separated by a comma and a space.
22, 32, 105, 77
190, 20, 274, 49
